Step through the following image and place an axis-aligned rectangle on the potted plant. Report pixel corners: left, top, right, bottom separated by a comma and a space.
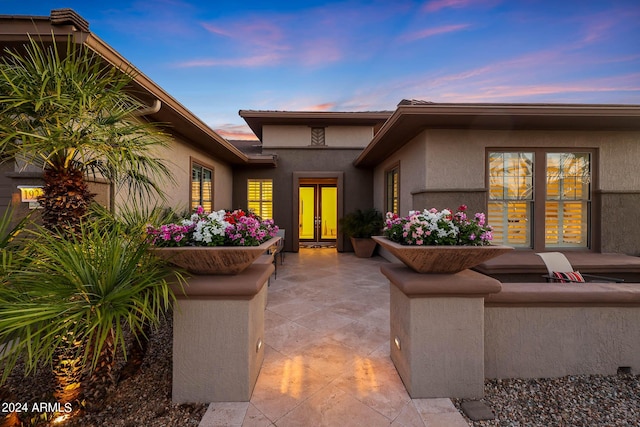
372, 205, 512, 273
339, 208, 384, 258
147, 206, 280, 274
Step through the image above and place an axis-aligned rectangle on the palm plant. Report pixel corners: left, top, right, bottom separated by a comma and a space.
0, 217, 183, 405
0, 204, 32, 283
0, 36, 172, 234
340, 208, 384, 238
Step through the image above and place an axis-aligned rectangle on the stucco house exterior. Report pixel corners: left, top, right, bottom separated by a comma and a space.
2, 10, 640, 264
234, 101, 640, 259
233, 110, 391, 252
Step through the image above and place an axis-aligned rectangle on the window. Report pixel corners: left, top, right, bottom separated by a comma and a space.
248, 179, 273, 219
488, 152, 533, 247
545, 153, 591, 247
385, 164, 399, 215
191, 162, 213, 211
488, 150, 592, 250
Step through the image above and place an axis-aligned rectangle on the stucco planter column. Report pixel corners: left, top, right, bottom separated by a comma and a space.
170, 263, 274, 403
380, 264, 501, 399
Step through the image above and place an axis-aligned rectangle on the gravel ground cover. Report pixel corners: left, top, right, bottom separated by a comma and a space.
0, 316, 206, 427
454, 374, 640, 426
5, 314, 640, 427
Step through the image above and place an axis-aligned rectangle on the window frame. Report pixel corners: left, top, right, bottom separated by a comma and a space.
190, 158, 214, 212
486, 148, 596, 252
247, 178, 273, 219
385, 162, 400, 215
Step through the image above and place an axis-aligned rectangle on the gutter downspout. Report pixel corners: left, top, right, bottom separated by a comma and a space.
134, 99, 162, 116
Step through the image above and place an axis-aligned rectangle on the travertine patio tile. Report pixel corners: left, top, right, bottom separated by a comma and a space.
275, 384, 392, 427
391, 401, 427, 427
294, 337, 359, 381
328, 320, 389, 355
333, 354, 411, 420
293, 308, 355, 334
413, 398, 459, 415
266, 320, 324, 356
240, 404, 274, 427
267, 300, 321, 321
264, 309, 289, 331
327, 300, 378, 320
360, 306, 391, 328
199, 402, 248, 427
250, 352, 331, 421
233, 250, 469, 427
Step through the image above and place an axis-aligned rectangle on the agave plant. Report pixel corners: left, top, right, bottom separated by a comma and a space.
0, 36, 173, 235
0, 217, 184, 405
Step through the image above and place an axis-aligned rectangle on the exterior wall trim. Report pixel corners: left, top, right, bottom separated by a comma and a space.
411, 188, 487, 194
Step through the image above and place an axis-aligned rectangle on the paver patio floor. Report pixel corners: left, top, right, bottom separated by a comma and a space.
200, 248, 469, 426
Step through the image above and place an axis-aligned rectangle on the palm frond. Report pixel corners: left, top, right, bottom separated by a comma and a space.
0, 219, 183, 383
0, 34, 174, 213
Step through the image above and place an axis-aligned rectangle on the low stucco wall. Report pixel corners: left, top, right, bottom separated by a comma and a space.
484, 282, 640, 379
172, 264, 273, 403
382, 264, 501, 399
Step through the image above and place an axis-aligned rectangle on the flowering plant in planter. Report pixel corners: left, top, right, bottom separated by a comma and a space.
146, 206, 278, 247
383, 205, 493, 246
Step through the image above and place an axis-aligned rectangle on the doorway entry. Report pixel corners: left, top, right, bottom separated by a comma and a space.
299, 181, 337, 243
292, 172, 344, 252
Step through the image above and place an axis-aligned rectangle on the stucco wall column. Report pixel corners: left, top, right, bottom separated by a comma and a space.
381, 265, 501, 399
171, 264, 273, 403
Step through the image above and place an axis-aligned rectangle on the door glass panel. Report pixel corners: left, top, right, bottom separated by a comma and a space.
321, 187, 337, 239
299, 187, 315, 240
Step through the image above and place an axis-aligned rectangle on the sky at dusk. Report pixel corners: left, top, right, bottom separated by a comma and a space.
2, 0, 640, 140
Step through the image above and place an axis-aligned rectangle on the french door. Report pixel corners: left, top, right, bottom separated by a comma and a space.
299, 184, 337, 242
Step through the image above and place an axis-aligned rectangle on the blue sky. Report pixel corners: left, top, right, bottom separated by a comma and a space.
3, 0, 640, 139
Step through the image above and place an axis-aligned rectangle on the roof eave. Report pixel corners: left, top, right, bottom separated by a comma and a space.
239, 110, 393, 141
0, 11, 249, 166
354, 103, 640, 168
84, 34, 249, 165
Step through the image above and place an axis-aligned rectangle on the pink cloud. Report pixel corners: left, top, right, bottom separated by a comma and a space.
423, 0, 474, 13
214, 124, 258, 141
200, 23, 231, 38
422, 0, 499, 13
433, 73, 640, 102
303, 103, 336, 111
399, 24, 470, 42
299, 38, 344, 66
204, 20, 287, 48
175, 53, 284, 68
182, 3, 410, 69
343, 72, 640, 110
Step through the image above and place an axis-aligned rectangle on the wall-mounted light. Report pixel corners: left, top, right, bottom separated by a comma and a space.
394, 336, 401, 351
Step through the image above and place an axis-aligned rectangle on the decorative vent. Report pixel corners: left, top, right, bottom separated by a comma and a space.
311, 127, 326, 146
